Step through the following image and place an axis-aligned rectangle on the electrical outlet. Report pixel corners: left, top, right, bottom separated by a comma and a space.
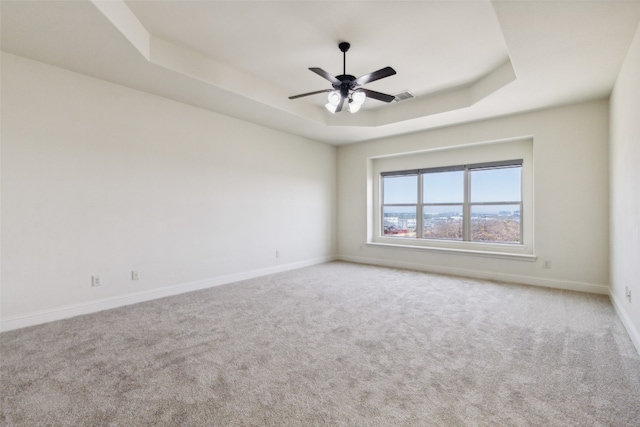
359, 244, 364, 251
276, 250, 280, 258
626, 286, 632, 303
543, 260, 551, 269
91, 275, 102, 287
132, 270, 140, 281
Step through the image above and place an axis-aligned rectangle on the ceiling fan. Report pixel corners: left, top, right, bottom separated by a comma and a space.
288, 42, 397, 113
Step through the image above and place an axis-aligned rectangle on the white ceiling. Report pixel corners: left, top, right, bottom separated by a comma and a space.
2, 0, 640, 145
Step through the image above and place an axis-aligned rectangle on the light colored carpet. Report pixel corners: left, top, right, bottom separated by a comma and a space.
2, 261, 639, 426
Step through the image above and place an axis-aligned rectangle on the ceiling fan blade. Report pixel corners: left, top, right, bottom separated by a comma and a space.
361, 88, 396, 103
335, 95, 346, 113
354, 66, 396, 86
309, 67, 341, 85
288, 89, 333, 100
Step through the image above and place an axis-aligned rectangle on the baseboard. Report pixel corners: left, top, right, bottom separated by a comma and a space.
338, 254, 609, 295
1, 255, 337, 332
2, 254, 613, 333
609, 291, 640, 355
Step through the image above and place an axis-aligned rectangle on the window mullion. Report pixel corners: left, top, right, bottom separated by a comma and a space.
417, 173, 423, 239
380, 175, 384, 236
463, 167, 470, 241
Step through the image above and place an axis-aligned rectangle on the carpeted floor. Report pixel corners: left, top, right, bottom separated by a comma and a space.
2, 261, 640, 426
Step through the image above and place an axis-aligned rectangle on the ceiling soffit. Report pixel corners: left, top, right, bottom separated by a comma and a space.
94, 0, 515, 128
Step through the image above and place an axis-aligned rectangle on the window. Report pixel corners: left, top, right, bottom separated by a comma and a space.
382, 174, 418, 237
381, 160, 522, 244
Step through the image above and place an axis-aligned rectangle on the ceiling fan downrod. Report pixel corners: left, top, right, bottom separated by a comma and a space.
339, 42, 350, 76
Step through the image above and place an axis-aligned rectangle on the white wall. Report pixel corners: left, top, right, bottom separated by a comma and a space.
337, 100, 610, 294
0, 53, 336, 330
610, 23, 640, 351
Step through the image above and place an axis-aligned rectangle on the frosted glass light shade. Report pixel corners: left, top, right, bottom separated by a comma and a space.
352, 90, 366, 105
326, 91, 340, 113
327, 91, 341, 105
349, 90, 366, 113
348, 102, 362, 113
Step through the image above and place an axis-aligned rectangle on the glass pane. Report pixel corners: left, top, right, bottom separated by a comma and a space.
383, 206, 417, 237
422, 205, 463, 240
383, 175, 417, 204
471, 204, 521, 243
423, 170, 464, 203
470, 166, 521, 203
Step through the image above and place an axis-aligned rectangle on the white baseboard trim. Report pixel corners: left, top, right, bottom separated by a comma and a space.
338, 255, 609, 295
1, 255, 337, 332
609, 291, 640, 355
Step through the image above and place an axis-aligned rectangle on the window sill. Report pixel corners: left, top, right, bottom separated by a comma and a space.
367, 241, 537, 262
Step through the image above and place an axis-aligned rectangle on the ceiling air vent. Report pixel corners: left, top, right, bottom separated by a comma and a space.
394, 91, 414, 102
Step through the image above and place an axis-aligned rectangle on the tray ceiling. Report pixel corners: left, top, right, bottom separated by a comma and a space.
2, 1, 639, 145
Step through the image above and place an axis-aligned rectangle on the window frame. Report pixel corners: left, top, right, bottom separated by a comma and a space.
381, 160, 523, 244
369, 138, 534, 259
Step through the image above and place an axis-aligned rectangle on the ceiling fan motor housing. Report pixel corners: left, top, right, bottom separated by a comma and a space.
334, 74, 358, 98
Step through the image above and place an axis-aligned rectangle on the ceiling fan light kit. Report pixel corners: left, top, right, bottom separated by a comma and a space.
289, 42, 397, 114
326, 88, 366, 113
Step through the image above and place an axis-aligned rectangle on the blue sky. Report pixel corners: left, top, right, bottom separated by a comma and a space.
383, 167, 521, 205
